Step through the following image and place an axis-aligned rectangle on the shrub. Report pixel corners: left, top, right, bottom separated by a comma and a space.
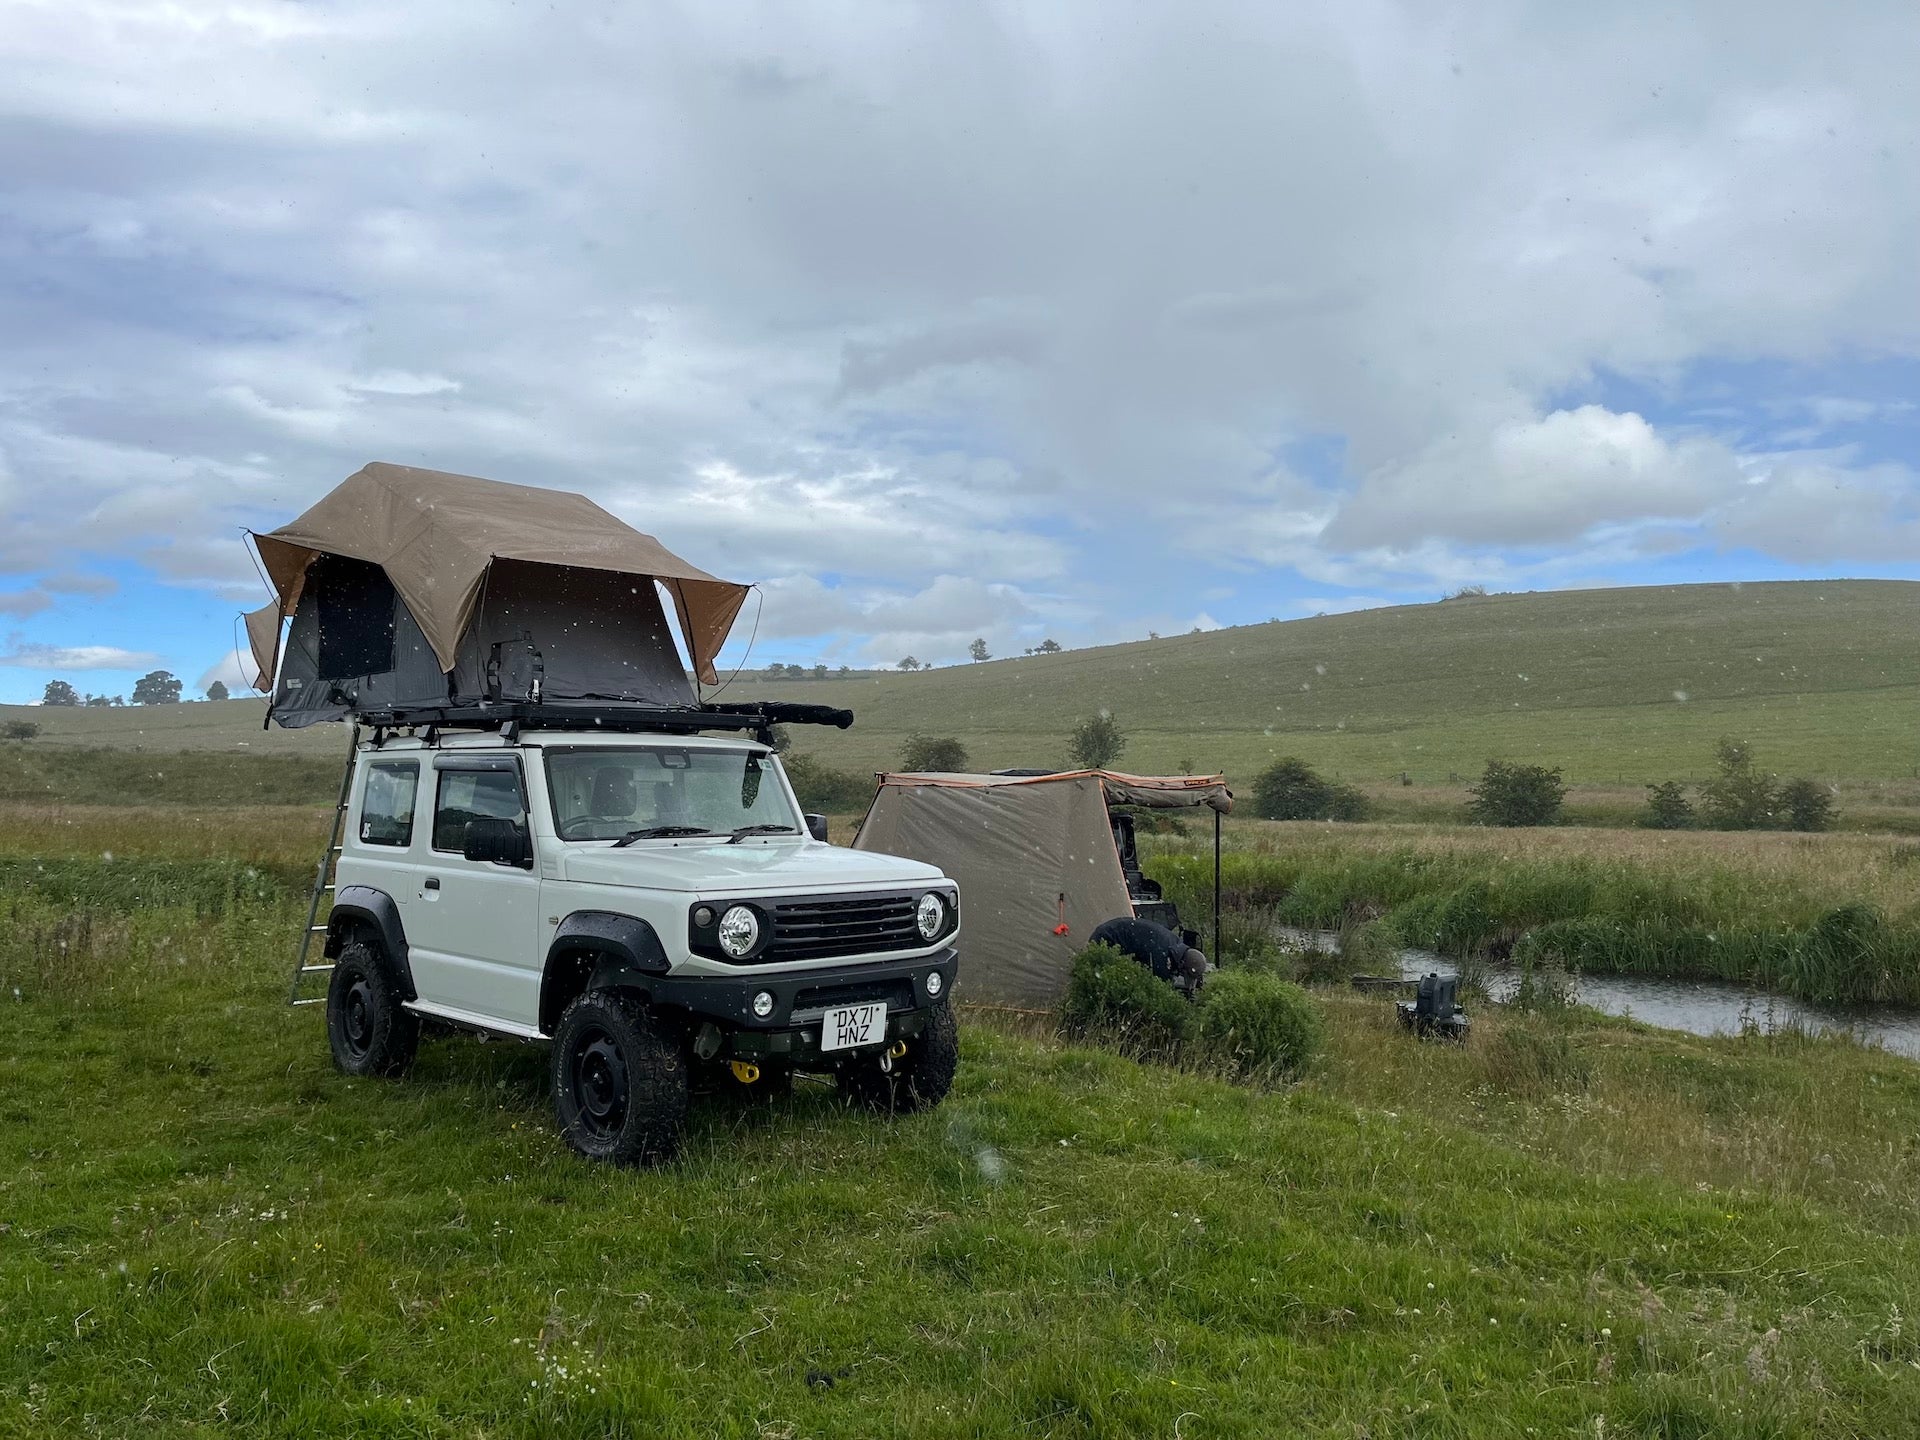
1780, 777, 1837, 833
780, 752, 874, 813
1067, 711, 1127, 770
1466, 760, 1564, 827
1699, 737, 1777, 830
2, 721, 39, 741
900, 734, 971, 772
1059, 943, 1194, 1058
1249, 757, 1371, 822
1194, 970, 1322, 1078
1641, 780, 1693, 829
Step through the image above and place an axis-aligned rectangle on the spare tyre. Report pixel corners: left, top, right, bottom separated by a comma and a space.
1088, 916, 1190, 985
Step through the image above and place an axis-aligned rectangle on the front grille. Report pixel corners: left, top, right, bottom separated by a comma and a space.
767, 893, 921, 962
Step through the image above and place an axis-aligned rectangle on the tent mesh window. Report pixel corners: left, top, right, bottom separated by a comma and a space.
312, 554, 398, 679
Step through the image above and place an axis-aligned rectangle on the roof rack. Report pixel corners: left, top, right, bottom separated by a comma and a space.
351, 700, 853, 745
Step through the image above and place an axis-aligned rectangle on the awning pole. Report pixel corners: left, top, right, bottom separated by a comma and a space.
1213, 806, 1222, 964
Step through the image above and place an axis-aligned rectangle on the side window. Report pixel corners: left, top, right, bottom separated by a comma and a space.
358, 761, 419, 847
434, 767, 527, 853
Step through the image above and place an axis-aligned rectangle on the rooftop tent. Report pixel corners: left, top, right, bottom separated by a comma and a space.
245, 464, 751, 727
852, 770, 1232, 1007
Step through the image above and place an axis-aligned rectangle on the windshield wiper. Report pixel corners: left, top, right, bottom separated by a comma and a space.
726, 824, 797, 844
612, 825, 716, 847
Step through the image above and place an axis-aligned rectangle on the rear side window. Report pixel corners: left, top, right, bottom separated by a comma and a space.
434, 768, 527, 852
358, 760, 419, 847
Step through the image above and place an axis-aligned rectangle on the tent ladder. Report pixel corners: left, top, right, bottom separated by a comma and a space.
288, 723, 360, 1007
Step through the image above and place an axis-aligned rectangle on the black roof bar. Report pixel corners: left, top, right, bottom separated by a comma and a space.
348, 699, 854, 744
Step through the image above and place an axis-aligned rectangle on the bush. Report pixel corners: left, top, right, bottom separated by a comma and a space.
1641, 780, 1692, 829
1466, 760, 1564, 827
1249, 757, 1371, 822
780, 752, 874, 813
900, 734, 971, 772
2, 721, 39, 741
1067, 711, 1127, 770
1059, 943, 1194, 1058
1699, 737, 1777, 830
1194, 970, 1321, 1078
1780, 777, 1837, 833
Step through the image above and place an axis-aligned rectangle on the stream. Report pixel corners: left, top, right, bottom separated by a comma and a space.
1288, 930, 1920, 1061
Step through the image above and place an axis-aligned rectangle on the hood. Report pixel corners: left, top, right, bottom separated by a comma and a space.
559, 839, 948, 895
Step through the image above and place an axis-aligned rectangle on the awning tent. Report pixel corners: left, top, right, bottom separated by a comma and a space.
853, 770, 1232, 1007
244, 464, 750, 727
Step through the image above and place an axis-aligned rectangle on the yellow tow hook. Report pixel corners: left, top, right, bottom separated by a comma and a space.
729, 1060, 761, 1085
888, 1040, 908, 1058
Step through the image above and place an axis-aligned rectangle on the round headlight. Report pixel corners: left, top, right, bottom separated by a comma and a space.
925, 969, 943, 997
916, 892, 946, 941
718, 904, 761, 958
752, 990, 775, 1018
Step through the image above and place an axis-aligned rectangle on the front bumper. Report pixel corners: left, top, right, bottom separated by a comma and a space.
645, 946, 958, 1063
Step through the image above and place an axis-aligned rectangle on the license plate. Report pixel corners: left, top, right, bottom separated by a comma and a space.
821, 1002, 887, 1052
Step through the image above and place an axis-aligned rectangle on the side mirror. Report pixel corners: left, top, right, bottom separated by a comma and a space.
464, 817, 533, 869
804, 813, 830, 843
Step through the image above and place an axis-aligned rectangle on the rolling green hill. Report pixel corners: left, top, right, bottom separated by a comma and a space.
7, 579, 1920, 785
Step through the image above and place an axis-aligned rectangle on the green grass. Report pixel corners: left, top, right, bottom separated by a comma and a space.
1146, 822, 1920, 1006
4, 823, 1920, 1435
14, 580, 1920, 793
0, 743, 344, 806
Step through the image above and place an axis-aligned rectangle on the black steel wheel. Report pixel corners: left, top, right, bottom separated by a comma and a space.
838, 998, 959, 1115
551, 991, 688, 1166
325, 938, 419, 1078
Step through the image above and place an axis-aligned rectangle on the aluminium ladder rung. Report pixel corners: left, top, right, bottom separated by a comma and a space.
291, 998, 325, 1007
298, 964, 335, 974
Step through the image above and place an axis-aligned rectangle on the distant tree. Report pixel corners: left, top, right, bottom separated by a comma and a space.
1035, 638, 1062, 654
1699, 737, 1777, 830
42, 679, 80, 707
896, 655, 919, 672
1466, 760, 1565, 827
969, 638, 990, 662
1250, 757, 1370, 822
900, 734, 971, 773
131, 670, 182, 705
1148, 631, 1160, 641
1067, 711, 1127, 770
2, 720, 39, 740
837, 664, 851, 674
1443, 584, 1489, 601
1641, 781, 1694, 830
1780, 778, 1837, 833
85, 694, 125, 707
206, 680, 230, 702
811, 664, 828, 681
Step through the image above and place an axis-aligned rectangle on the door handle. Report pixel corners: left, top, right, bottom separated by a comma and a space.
424, 877, 441, 891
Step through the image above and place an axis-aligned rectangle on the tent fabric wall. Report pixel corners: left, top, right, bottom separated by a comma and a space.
853, 774, 1134, 1007
266, 557, 697, 727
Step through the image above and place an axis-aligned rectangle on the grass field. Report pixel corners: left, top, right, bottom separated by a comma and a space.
10, 579, 1920, 791
4, 810, 1920, 1437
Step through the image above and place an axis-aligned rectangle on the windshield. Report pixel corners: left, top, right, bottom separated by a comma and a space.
543, 746, 800, 842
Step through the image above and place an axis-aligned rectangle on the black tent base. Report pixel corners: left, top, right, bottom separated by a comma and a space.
328, 700, 853, 747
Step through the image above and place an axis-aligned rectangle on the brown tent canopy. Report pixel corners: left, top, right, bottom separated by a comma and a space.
854, 770, 1230, 1006
247, 463, 749, 690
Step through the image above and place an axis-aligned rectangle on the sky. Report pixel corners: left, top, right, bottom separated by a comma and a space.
2, 0, 1918, 702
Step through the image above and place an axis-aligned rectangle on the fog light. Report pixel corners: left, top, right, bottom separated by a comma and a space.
925, 970, 943, 998
752, 990, 775, 1018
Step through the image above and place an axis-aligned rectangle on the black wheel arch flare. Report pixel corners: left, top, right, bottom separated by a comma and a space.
540, 911, 671, 1036
326, 885, 416, 1000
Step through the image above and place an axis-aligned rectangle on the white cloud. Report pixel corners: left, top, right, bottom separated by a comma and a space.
0, 643, 161, 671
0, 589, 52, 618
197, 647, 259, 695
0, 0, 1917, 647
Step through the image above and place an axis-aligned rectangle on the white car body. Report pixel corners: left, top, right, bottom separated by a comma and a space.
330, 729, 960, 1048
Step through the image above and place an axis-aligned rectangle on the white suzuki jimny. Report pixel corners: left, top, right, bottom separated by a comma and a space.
319, 726, 959, 1164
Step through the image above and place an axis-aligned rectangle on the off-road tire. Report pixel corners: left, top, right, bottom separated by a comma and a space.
326, 938, 420, 1078
552, 990, 688, 1166
838, 998, 959, 1115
